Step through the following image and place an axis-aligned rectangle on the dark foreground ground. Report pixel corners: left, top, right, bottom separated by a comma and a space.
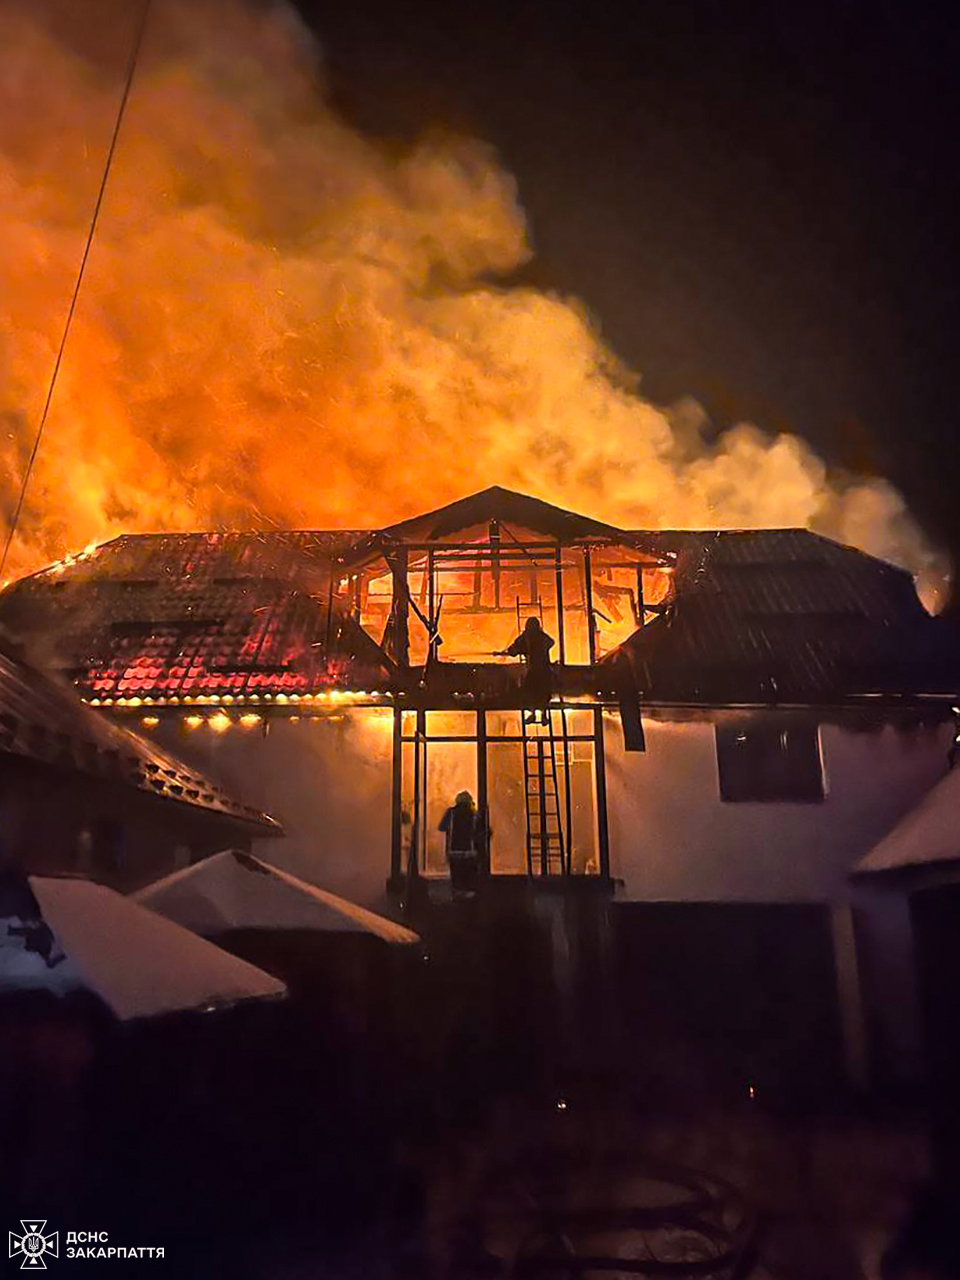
0, 919, 953, 1278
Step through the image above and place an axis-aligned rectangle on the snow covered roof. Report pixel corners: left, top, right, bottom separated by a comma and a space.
856, 766, 960, 875
0, 875, 286, 1018
134, 850, 419, 944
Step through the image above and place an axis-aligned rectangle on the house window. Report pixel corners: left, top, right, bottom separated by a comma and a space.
715, 722, 824, 803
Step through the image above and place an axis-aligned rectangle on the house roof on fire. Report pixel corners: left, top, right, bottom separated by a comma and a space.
0, 642, 280, 833
376, 485, 652, 549
0, 488, 956, 708
0, 532, 387, 705
615, 528, 960, 703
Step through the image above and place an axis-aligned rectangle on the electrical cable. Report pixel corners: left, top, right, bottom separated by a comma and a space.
1, 0, 153, 578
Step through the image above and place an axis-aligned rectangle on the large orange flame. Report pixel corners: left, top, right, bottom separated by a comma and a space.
0, 0, 948, 608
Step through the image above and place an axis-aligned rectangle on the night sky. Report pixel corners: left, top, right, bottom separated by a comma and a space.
300, 0, 960, 609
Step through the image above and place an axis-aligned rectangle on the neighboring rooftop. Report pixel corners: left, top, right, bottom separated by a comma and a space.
0, 642, 280, 833
855, 765, 960, 878
134, 850, 420, 944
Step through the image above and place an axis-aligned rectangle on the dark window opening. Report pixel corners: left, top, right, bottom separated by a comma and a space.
716, 721, 824, 803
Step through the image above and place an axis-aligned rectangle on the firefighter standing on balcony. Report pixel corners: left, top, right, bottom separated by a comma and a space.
501, 615, 555, 725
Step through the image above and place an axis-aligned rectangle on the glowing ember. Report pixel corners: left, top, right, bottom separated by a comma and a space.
0, 0, 948, 609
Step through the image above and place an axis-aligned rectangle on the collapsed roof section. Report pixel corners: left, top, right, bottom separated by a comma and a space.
0, 643, 280, 832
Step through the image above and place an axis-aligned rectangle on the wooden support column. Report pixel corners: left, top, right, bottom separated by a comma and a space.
426, 549, 436, 660
583, 546, 597, 665
832, 905, 869, 1090
593, 705, 610, 879
390, 704, 403, 884
390, 548, 410, 667
490, 520, 501, 609
537, 740, 549, 876
561, 704, 573, 875
554, 546, 566, 665
412, 708, 426, 873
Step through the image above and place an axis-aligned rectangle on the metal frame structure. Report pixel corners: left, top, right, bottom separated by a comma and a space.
354, 527, 672, 671
376, 522, 666, 886
389, 703, 610, 884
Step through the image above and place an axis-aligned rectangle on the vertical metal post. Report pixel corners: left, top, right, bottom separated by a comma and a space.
636, 564, 646, 628
490, 520, 501, 609
537, 739, 548, 876
583, 546, 597, 665
554, 546, 566, 665
390, 704, 403, 883
427, 548, 435, 662
412, 707, 427, 873
593, 705, 610, 879
831, 906, 869, 1090
477, 708, 489, 877
561, 704, 573, 875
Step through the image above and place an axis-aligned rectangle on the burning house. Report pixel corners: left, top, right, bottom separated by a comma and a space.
1, 485, 958, 1091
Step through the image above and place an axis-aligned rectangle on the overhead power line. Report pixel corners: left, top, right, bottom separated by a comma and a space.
1, 0, 153, 579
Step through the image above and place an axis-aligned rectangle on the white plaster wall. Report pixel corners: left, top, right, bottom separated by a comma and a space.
148, 705, 948, 1081
605, 713, 952, 1084
155, 709, 952, 913
154, 709, 395, 910
605, 715, 953, 903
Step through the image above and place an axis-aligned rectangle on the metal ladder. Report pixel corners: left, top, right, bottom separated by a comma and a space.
515, 593, 544, 631
522, 710, 566, 876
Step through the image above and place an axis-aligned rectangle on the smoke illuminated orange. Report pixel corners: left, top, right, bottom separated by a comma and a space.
0, 0, 947, 608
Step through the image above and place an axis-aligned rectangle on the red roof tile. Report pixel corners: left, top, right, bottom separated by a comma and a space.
0, 644, 280, 831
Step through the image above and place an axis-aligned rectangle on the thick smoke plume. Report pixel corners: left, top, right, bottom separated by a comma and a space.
0, 0, 947, 607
